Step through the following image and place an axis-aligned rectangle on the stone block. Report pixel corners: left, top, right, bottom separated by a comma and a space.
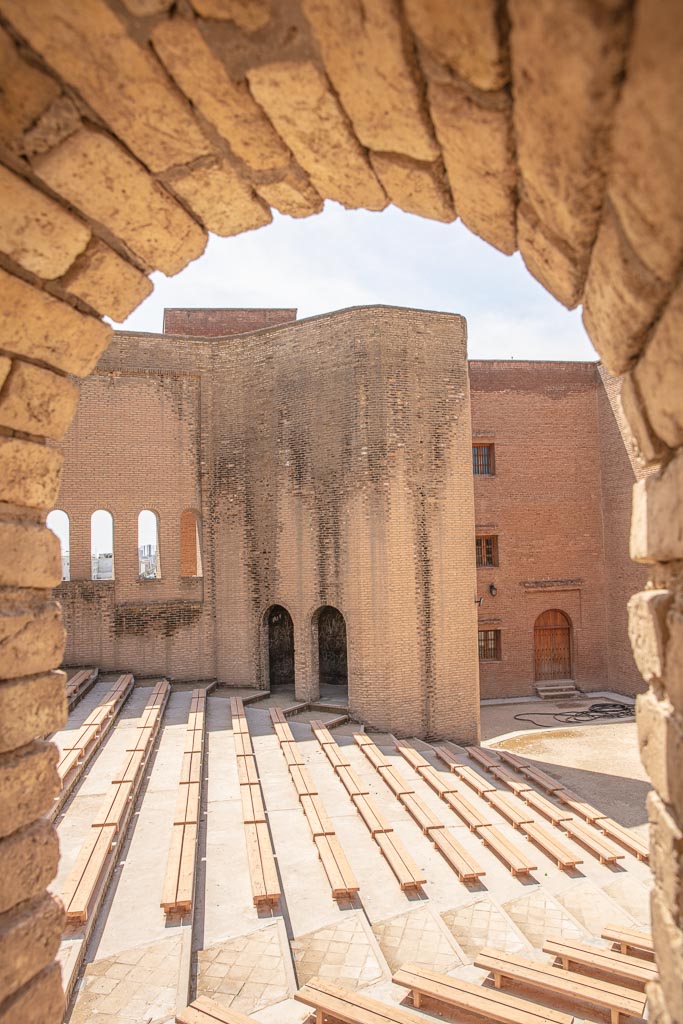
0, 598, 65, 681
634, 279, 683, 449
0, 961, 64, 1024
631, 450, 683, 562
34, 128, 208, 276
165, 157, 272, 238
0, 742, 59, 839
650, 885, 683, 1021
628, 589, 672, 684
0, 358, 9, 391
0, 671, 67, 755
645, 979, 671, 1024
583, 203, 668, 374
122, 0, 172, 13
608, 0, 683, 286
427, 78, 515, 253
0, 439, 63, 511
247, 61, 387, 211
0, 26, 59, 154
256, 166, 323, 219
0, 0, 212, 174
152, 18, 289, 173
665, 608, 683, 713
509, 0, 629, 260
517, 201, 583, 309
369, 153, 455, 223
0, 819, 59, 915
300, 0, 438, 161
22, 95, 81, 160
189, 0, 271, 31
620, 373, 669, 467
649, 790, 683, 923
0, 165, 90, 279
0, 893, 63, 1005
405, 0, 508, 91
59, 239, 153, 323
637, 689, 683, 820
0, 522, 61, 591
0, 361, 79, 441
0, 269, 111, 377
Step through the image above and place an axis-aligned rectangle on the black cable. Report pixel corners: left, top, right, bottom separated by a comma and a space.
512, 700, 634, 729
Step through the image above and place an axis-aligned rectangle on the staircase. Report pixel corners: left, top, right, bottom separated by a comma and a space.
535, 680, 582, 700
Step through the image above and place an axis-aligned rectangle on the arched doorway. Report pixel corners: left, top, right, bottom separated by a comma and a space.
316, 606, 348, 691
534, 610, 572, 681
266, 605, 295, 689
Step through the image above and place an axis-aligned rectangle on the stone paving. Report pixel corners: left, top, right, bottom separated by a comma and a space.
502, 890, 587, 948
371, 905, 463, 975
291, 912, 385, 991
441, 897, 530, 959
196, 922, 292, 1016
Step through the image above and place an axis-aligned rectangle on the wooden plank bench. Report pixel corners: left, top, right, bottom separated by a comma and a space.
486, 790, 534, 829
176, 994, 257, 1023
393, 963, 572, 1024
66, 668, 99, 710
375, 831, 426, 890
301, 793, 335, 836
161, 822, 197, 915
543, 938, 657, 987
466, 745, 501, 771
430, 827, 485, 882
351, 794, 393, 835
393, 738, 430, 772
522, 789, 575, 826
554, 788, 607, 824
400, 792, 444, 834
597, 818, 649, 861
244, 821, 280, 906
433, 744, 465, 772
602, 925, 654, 958
240, 782, 266, 825
315, 834, 359, 899
474, 948, 647, 1024
560, 817, 625, 864
289, 763, 318, 798
377, 764, 415, 797
490, 766, 533, 794
495, 749, 529, 770
444, 789, 492, 830
518, 765, 565, 794
417, 764, 459, 797
450, 765, 498, 797
519, 821, 583, 870
296, 976, 425, 1023
476, 825, 537, 875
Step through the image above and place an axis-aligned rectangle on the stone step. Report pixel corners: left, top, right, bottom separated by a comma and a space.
535, 682, 581, 700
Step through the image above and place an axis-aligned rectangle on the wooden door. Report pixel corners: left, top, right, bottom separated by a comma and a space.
534, 609, 572, 680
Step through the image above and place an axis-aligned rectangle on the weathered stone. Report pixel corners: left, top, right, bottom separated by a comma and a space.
665, 609, 683, 714
301, 0, 437, 161
0, 894, 63, 1005
0, 359, 10, 392
256, 166, 323, 219
582, 203, 668, 374
166, 158, 272, 238
0, 362, 79, 442
369, 152, 454, 223
634, 280, 683, 449
0, 269, 111, 377
0, 439, 63, 511
608, 0, 683, 285
0, 962, 64, 1024
0, 165, 90, 279
0, 742, 59, 839
122, 0, 172, 13
247, 61, 387, 211
0, 0, 212, 174
645, 978, 671, 1024
649, 790, 683, 923
427, 78, 516, 253
22, 95, 81, 160
650, 886, 683, 1022
0, 820, 59, 915
0, 672, 67, 755
620, 374, 669, 467
152, 18, 289, 173
59, 239, 152, 323
517, 201, 583, 308
0, 27, 59, 154
628, 589, 672, 684
0, 598, 65, 680
189, 0, 271, 31
637, 689, 683, 820
631, 450, 683, 563
0, 523, 61, 591
405, 0, 508, 91
509, 0, 630, 261
34, 129, 208, 276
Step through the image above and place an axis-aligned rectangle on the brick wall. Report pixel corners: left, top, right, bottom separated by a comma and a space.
162, 307, 297, 337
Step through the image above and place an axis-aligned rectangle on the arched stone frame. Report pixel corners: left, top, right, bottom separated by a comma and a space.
533, 608, 574, 682
310, 605, 350, 706
90, 508, 115, 581
137, 507, 161, 579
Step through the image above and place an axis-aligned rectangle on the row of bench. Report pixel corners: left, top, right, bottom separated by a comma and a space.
52, 673, 134, 819
270, 708, 359, 900
233, 698, 281, 908
61, 680, 170, 925
161, 688, 207, 916
310, 723, 426, 892
66, 667, 99, 711
353, 732, 484, 884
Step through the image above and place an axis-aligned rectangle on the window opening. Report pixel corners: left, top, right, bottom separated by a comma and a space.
47, 509, 70, 581
478, 629, 501, 661
472, 443, 495, 475
138, 510, 160, 578
91, 510, 114, 580
476, 534, 499, 567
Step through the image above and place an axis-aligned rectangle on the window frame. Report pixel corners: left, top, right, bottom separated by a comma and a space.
478, 628, 502, 661
472, 443, 495, 476
476, 534, 499, 568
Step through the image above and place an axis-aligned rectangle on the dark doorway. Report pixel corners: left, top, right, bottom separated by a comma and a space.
317, 606, 348, 688
534, 609, 572, 681
267, 605, 295, 688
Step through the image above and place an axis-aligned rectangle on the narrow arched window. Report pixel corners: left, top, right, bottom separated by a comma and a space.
180, 509, 203, 577
138, 510, 161, 578
91, 510, 114, 580
47, 509, 70, 581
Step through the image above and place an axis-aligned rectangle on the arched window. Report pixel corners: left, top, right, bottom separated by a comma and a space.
138, 510, 160, 578
534, 609, 572, 681
47, 509, 70, 581
91, 510, 114, 580
180, 509, 203, 577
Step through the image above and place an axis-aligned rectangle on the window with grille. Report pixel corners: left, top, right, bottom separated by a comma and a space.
478, 629, 501, 661
476, 534, 499, 567
472, 443, 495, 475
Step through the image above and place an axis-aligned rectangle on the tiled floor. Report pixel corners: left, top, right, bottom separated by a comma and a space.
441, 896, 530, 960
291, 912, 385, 991
372, 905, 463, 974
502, 890, 587, 947
196, 922, 292, 1015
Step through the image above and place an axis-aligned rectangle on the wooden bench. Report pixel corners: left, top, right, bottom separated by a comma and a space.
486, 790, 534, 829
177, 994, 257, 1023
490, 766, 533, 794
560, 817, 624, 864
66, 667, 99, 710
393, 963, 572, 1024
496, 749, 529, 770
543, 938, 657, 987
474, 948, 647, 1024
597, 818, 649, 861
519, 821, 583, 870
430, 827, 485, 882
522, 789, 574, 826
476, 825, 537, 876
315, 834, 360, 899
417, 764, 459, 797
433, 743, 465, 772
296, 976, 425, 1023
466, 745, 501, 772
518, 765, 565, 793
602, 925, 654, 959
444, 789, 492, 830
450, 765, 498, 797
554, 788, 607, 824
